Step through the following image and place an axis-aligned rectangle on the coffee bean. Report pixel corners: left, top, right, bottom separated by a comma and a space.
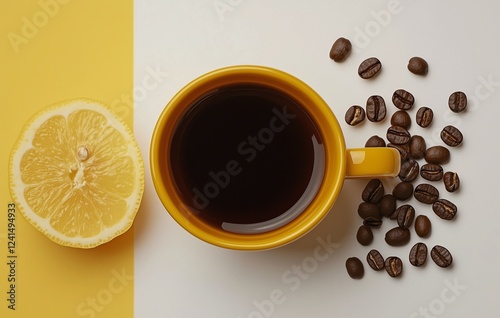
392, 89, 415, 110
379, 194, 396, 217
385, 256, 403, 277
357, 202, 381, 219
443, 171, 460, 192
362, 179, 385, 203
366, 95, 386, 122
416, 107, 433, 128
346, 257, 364, 278
430, 245, 453, 268
409, 135, 426, 160
448, 91, 467, 113
345, 105, 365, 126
420, 164, 443, 181
414, 215, 432, 238
408, 57, 428, 76
329, 37, 352, 62
363, 217, 383, 228
409, 242, 428, 267
366, 249, 385, 271
385, 227, 411, 246
388, 143, 410, 160
399, 159, 419, 182
397, 205, 415, 229
358, 57, 382, 79
441, 125, 463, 147
432, 199, 457, 220
386, 125, 411, 145
414, 183, 439, 204
392, 181, 413, 201
425, 146, 450, 164
365, 135, 386, 147
356, 225, 373, 246
390, 110, 411, 129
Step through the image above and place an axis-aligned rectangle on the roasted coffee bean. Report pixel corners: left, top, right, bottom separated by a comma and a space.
362, 179, 385, 203
407, 57, 428, 76
390, 110, 411, 129
329, 37, 352, 62
385, 227, 411, 246
392, 89, 415, 110
386, 125, 411, 145
363, 217, 383, 228
385, 256, 403, 277
357, 202, 381, 219
345, 105, 365, 126
397, 205, 415, 229
430, 245, 453, 268
392, 181, 414, 201
358, 57, 382, 79
365, 135, 386, 147
388, 143, 410, 160
414, 183, 439, 204
409, 135, 426, 160
448, 91, 467, 113
432, 199, 457, 220
414, 215, 432, 238
356, 225, 373, 246
420, 164, 443, 181
443, 171, 460, 192
399, 159, 419, 182
366, 95, 386, 122
366, 249, 385, 271
416, 107, 433, 128
425, 146, 450, 164
409, 242, 428, 267
441, 125, 463, 147
346, 257, 364, 278
379, 194, 396, 217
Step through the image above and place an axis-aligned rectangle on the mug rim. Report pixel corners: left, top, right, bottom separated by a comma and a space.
150, 65, 346, 250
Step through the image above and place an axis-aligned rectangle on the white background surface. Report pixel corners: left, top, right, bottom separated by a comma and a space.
133, 1, 500, 317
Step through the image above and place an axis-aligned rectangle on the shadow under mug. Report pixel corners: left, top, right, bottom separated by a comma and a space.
150, 65, 400, 250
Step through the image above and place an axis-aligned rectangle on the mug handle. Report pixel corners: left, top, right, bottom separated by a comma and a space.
345, 148, 400, 178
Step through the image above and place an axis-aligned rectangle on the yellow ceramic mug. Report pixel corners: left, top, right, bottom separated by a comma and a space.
150, 65, 399, 250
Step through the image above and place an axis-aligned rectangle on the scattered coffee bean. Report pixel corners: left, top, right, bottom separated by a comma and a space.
416, 107, 433, 128
392, 89, 415, 110
432, 199, 457, 220
409, 135, 426, 160
357, 202, 381, 219
425, 146, 450, 164
420, 164, 444, 181
414, 215, 432, 238
448, 91, 467, 113
390, 110, 411, 129
363, 217, 383, 228
392, 181, 414, 201
399, 159, 419, 182
365, 135, 386, 147
358, 57, 382, 79
356, 225, 373, 246
345, 105, 365, 126
393, 205, 414, 222
385, 256, 403, 277
407, 57, 428, 75
387, 125, 411, 145
329, 37, 352, 62
443, 171, 460, 192
441, 125, 463, 147
366, 95, 387, 122
397, 205, 415, 229
414, 183, 439, 204
385, 227, 411, 246
362, 179, 385, 203
379, 194, 397, 218
409, 242, 428, 267
346, 257, 364, 279
388, 143, 410, 160
430, 245, 453, 268
366, 249, 385, 271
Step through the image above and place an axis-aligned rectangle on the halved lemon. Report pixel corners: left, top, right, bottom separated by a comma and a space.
9, 99, 144, 248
